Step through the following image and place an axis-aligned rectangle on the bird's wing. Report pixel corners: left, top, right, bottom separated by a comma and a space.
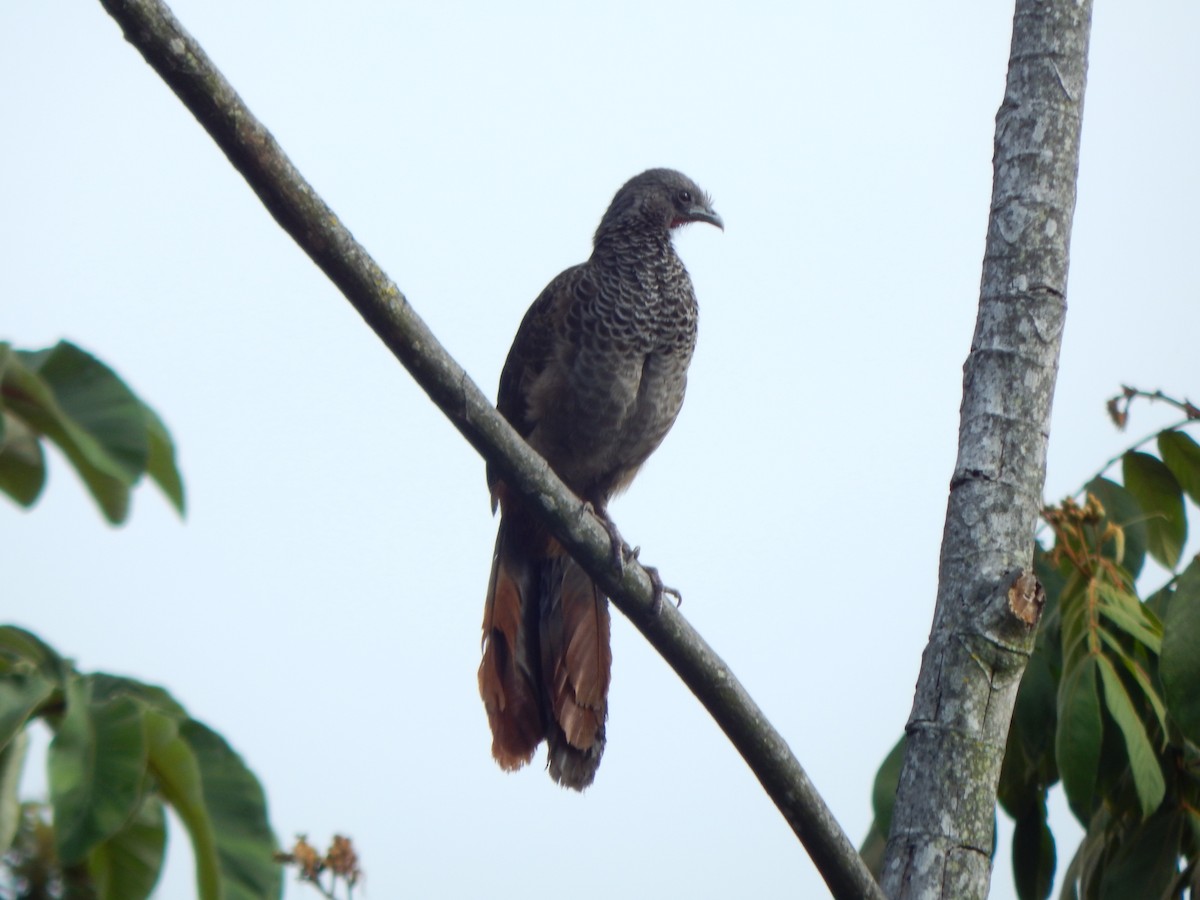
487, 264, 587, 496
496, 265, 584, 432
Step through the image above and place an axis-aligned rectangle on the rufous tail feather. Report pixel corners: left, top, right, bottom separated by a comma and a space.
540, 555, 611, 789
478, 524, 543, 770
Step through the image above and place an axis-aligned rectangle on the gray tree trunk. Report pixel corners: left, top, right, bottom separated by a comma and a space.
880, 1, 1093, 897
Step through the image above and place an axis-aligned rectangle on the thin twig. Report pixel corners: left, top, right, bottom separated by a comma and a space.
1033, 406, 1200, 543
1083, 416, 1199, 491
1106, 385, 1200, 431
302, 876, 337, 900
95, 1, 881, 897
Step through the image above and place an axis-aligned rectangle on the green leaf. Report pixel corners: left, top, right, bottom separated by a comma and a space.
1014, 647, 1061, 762
1057, 656, 1103, 825
869, 736, 905, 840
1123, 451, 1186, 570
1143, 580, 1173, 620
1095, 655, 1165, 818
0, 627, 62, 751
0, 409, 46, 507
0, 731, 29, 854
1161, 559, 1200, 745
1058, 572, 1095, 671
88, 673, 189, 720
0, 625, 67, 679
144, 711, 221, 900
1159, 429, 1200, 506
181, 721, 281, 900
1001, 649, 1060, 818
141, 403, 185, 516
145, 710, 220, 900
17, 342, 148, 481
1013, 792, 1056, 900
2, 344, 135, 522
144, 714, 281, 900
1, 341, 186, 522
1187, 806, 1200, 863
1086, 477, 1147, 579
1094, 630, 1168, 738
1095, 581, 1162, 653
48, 678, 149, 864
89, 793, 167, 900
858, 740, 904, 877
1058, 810, 1109, 900
0, 653, 57, 756
858, 818, 886, 880
1096, 808, 1183, 900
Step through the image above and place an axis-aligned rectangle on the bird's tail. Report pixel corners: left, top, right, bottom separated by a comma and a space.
540, 553, 611, 789
479, 520, 544, 771
478, 515, 611, 789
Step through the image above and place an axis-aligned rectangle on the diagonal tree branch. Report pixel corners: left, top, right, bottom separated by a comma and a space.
881, 1, 1093, 897
96, 1, 881, 897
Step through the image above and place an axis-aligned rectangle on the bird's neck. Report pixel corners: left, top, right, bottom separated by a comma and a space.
590, 226, 677, 275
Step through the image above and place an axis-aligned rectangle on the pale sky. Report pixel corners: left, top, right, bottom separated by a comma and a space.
3, 2, 1198, 898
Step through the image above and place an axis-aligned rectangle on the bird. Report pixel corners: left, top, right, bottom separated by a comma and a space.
477, 168, 722, 790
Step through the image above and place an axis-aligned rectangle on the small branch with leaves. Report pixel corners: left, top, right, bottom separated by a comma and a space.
1075, 386, 1200, 493
1106, 385, 1200, 431
276, 835, 362, 900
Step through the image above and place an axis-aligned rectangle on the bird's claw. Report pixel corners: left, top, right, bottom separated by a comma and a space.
642, 563, 682, 615
581, 502, 680, 613
583, 500, 629, 572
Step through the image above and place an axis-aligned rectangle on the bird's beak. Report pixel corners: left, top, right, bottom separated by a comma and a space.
687, 206, 724, 230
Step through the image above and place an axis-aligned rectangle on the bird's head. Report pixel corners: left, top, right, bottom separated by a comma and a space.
594, 169, 723, 243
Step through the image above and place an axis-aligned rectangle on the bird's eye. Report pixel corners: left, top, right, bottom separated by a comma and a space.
677, 189, 692, 204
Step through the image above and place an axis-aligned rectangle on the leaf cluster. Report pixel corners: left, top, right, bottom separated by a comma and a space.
864, 425, 1200, 899
1002, 427, 1200, 899
0, 340, 184, 523
0, 627, 281, 900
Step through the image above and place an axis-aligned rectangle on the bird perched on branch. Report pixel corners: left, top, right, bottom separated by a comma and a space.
478, 168, 722, 789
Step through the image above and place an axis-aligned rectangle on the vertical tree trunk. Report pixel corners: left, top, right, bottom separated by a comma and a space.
881, 1, 1093, 897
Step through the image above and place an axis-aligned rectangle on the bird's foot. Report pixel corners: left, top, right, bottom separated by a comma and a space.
624, 546, 682, 615
581, 503, 679, 612
582, 500, 630, 571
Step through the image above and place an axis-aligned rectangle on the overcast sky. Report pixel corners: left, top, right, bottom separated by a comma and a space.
4, 2, 1198, 898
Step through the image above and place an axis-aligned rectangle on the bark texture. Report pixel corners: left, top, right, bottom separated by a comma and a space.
880, 1, 1093, 897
